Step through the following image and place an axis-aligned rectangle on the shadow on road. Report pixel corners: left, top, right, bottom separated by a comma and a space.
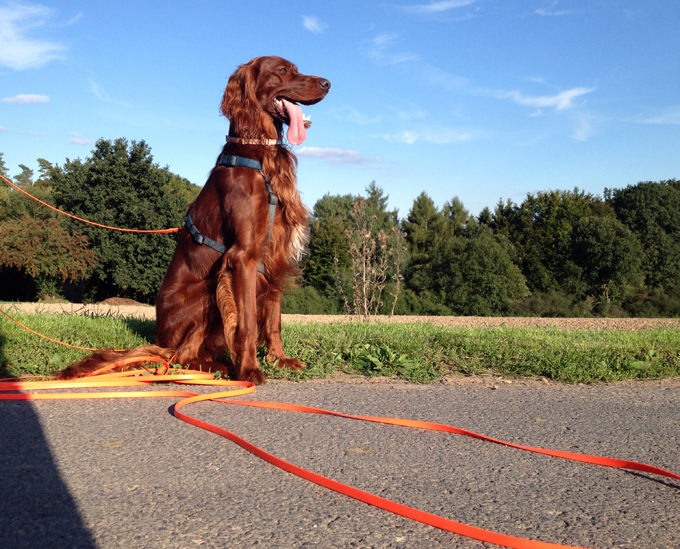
0, 331, 96, 548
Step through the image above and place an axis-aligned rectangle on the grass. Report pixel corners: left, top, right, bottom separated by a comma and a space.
1, 311, 679, 383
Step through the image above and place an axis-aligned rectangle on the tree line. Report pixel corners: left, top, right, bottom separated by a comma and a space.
1, 140, 678, 317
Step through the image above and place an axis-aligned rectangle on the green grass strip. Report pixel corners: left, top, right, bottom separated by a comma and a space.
1, 313, 679, 383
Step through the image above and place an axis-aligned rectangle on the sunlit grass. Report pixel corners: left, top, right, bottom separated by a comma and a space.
2, 312, 679, 383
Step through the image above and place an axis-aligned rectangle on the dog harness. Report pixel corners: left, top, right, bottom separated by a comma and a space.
185, 155, 279, 274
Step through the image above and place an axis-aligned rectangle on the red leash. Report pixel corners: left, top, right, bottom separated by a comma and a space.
2, 364, 677, 549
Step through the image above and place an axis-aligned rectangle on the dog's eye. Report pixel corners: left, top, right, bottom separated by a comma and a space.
279, 67, 288, 74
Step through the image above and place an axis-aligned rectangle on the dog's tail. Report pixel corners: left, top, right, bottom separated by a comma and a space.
56, 345, 175, 379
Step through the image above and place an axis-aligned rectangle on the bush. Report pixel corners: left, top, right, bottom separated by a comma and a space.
281, 286, 342, 314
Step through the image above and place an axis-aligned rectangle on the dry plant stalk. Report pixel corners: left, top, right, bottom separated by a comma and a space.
336, 197, 407, 319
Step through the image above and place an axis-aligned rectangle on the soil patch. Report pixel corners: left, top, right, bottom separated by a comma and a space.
96, 297, 148, 306
281, 314, 680, 331
4, 305, 680, 330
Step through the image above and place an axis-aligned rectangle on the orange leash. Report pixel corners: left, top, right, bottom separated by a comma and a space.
0, 307, 127, 352
1, 362, 677, 549
0, 173, 181, 234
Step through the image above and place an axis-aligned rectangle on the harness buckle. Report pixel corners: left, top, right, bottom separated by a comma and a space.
192, 232, 204, 245
226, 155, 239, 167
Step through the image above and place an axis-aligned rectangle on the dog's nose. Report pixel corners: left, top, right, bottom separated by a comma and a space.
319, 79, 331, 91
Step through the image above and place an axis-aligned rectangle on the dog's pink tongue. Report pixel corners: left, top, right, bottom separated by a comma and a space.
283, 99, 307, 146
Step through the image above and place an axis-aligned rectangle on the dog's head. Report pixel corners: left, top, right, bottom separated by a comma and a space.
221, 56, 330, 145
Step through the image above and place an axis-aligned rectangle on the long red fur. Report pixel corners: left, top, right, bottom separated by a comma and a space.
58, 56, 330, 384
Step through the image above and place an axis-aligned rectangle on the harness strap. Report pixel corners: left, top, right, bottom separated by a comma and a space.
185, 155, 279, 275
185, 214, 226, 254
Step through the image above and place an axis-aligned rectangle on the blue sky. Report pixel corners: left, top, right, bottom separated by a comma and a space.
1, 0, 678, 218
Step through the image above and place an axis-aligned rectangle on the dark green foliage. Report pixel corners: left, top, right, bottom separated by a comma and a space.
13, 164, 33, 186
311, 192, 356, 225
428, 223, 529, 315
304, 216, 351, 295
606, 180, 680, 291
567, 216, 643, 305
509, 291, 597, 318
383, 288, 453, 316
491, 188, 616, 295
35, 158, 54, 188
622, 286, 680, 318
281, 285, 342, 314
364, 181, 398, 230
0, 214, 96, 299
303, 192, 355, 296
304, 183, 403, 313
0, 152, 9, 178
402, 192, 445, 293
50, 138, 198, 303
3, 137, 678, 318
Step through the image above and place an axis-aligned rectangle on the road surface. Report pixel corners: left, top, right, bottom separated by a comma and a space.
2, 378, 679, 548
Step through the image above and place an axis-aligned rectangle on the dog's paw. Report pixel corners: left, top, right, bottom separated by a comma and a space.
241, 368, 267, 385
275, 357, 306, 371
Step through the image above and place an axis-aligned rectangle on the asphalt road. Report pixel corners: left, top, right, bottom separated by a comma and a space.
1, 378, 679, 549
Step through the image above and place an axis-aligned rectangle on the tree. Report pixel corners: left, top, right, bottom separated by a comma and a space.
311, 192, 356, 226
364, 181, 398, 231
477, 206, 493, 226
51, 138, 196, 303
303, 193, 356, 297
35, 158, 54, 189
14, 164, 34, 186
0, 214, 96, 299
402, 192, 444, 293
304, 216, 350, 295
428, 223, 529, 315
493, 188, 616, 295
567, 216, 643, 305
606, 180, 680, 291
0, 152, 8, 179
441, 196, 472, 237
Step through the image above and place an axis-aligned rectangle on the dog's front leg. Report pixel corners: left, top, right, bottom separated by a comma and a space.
262, 294, 305, 371
217, 251, 266, 385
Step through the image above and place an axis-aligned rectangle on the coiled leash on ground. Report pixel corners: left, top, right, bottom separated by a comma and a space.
0, 359, 678, 549
2, 172, 679, 548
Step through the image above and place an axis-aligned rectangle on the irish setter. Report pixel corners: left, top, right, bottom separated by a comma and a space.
59, 56, 330, 384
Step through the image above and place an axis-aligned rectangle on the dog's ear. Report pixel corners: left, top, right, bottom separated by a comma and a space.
221, 61, 260, 137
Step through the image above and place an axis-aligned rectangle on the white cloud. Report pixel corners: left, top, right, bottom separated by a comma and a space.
88, 77, 111, 102
402, 0, 478, 14
296, 147, 381, 167
331, 105, 381, 125
69, 132, 94, 145
639, 107, 680, 125
494, 87, 595, 111
395, 101, 429, 121
0, 125, 6, 131
572, 112, 598, 141
302, 15, 327, 34
2, 93, 50, 104
379, 128, 480, 144
535, 1, 572, 16
0, 3, 65, 70
368, 33, 417, 65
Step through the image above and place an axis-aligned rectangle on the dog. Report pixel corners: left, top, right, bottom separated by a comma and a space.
59, 56, 330, 384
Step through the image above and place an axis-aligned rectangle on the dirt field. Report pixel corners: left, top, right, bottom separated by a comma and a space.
6, 302, 680, 331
